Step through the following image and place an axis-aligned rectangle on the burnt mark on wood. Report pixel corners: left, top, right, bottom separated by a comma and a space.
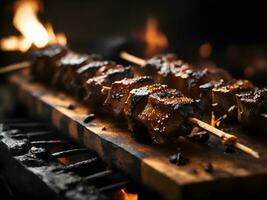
83, 114, 95, 123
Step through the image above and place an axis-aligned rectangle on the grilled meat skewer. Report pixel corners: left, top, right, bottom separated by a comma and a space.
101, 83, 258, 157
25, 46, 261, 158
120, 52, 267, 127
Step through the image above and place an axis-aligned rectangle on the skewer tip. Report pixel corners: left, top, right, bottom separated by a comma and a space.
0, 61, 31, 75
120, 51, 146, 66
189, 117, 260, 159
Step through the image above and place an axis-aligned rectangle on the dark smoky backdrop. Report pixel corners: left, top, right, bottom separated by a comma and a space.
1, 0, 267, 83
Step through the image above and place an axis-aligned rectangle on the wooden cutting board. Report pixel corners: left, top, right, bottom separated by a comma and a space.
9, 71, 267, 200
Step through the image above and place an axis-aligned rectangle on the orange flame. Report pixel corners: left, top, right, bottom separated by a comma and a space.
211, 111, 216, 127
115, 189, 138, 200
210, 111, 227, 127
0, 0, 66, 52
144, 17, 168, 57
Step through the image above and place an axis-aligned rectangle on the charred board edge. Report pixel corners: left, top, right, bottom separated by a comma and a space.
8, 73, 267, 200
0, 142, 63, 200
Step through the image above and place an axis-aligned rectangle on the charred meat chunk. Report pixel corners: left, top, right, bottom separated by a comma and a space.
170, 67, 232, 100
236, 88, 267, 127
51, 52, 100, 91
124, 85, 203, 144
30, 45, 68, 83
170, 67, 209, 99
212, 80, 255, 115
199, 80, 224, 110
137, 88, 202, 144
140, 54, 187, 83
103, 76, 155, 117
72, 61, 116, 100
124, 84, 168, 141
84, 66, 133, 106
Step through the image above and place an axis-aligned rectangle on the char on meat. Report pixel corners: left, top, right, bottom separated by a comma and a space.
139, 54, 188, 83
51, 52, 100, 91
140, 54, 233, 100
212, 79, 255, 116
84, 66, 133, 106
30, 45, 68, 83
124, 84, 203, 144
199, 80, 224, 110
103, 76, 155, 118
72, 61, 116, 100
236, 88, 267, 128
124, 84, 169, 141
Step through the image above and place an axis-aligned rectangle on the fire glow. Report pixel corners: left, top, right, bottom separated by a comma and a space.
115, 188, 138, 200
0, 0, 66, 52
144, 17, 168, 57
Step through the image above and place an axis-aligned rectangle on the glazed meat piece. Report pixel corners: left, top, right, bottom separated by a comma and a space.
236, 88, 267, 127
197, 61, 233, 82
137, 88, 203, 144
51, 52, 100, 91
170, 66, 232, 100
140, 54, 188, 83
30, 45, 68, 83
124, 84, 169, 141
212, 80, 255, 115
73, 61, 116, 100
124, 84, 203, 143
199, 80, 224, 110
84, 66, 133, 106
103, 76, 155, 117
169, 67, 209, 99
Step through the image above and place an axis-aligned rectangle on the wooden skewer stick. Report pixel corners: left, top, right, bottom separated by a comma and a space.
120, 51, 146, 66
0, 61, 31, 75
120, 51, 260, 158
189, 117, 260, 159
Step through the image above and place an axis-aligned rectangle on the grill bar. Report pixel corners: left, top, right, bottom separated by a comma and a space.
98, 181, 130, 192
84, 170, 114, 182
52, 148, 89, 158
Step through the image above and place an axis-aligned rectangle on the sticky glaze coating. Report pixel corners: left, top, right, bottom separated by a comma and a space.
103, 76, 155, 118
124, 84, 203, 144
236, 88, 267, 127
30, 45, 68, 83
84, 66, 133, 106
140, 54, 232, 101
52, 52, 101, 91
212, 79, 255, 115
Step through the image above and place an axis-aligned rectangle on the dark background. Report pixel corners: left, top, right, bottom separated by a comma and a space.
1, 0, 267, 82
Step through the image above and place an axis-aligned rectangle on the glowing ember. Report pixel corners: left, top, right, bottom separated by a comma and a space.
144, 17, 168, 57
115, 188, 138, 200
58, 157, 70, 165
0, 0, 67, 52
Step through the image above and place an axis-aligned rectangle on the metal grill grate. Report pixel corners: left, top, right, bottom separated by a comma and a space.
0, 116, 160, 200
